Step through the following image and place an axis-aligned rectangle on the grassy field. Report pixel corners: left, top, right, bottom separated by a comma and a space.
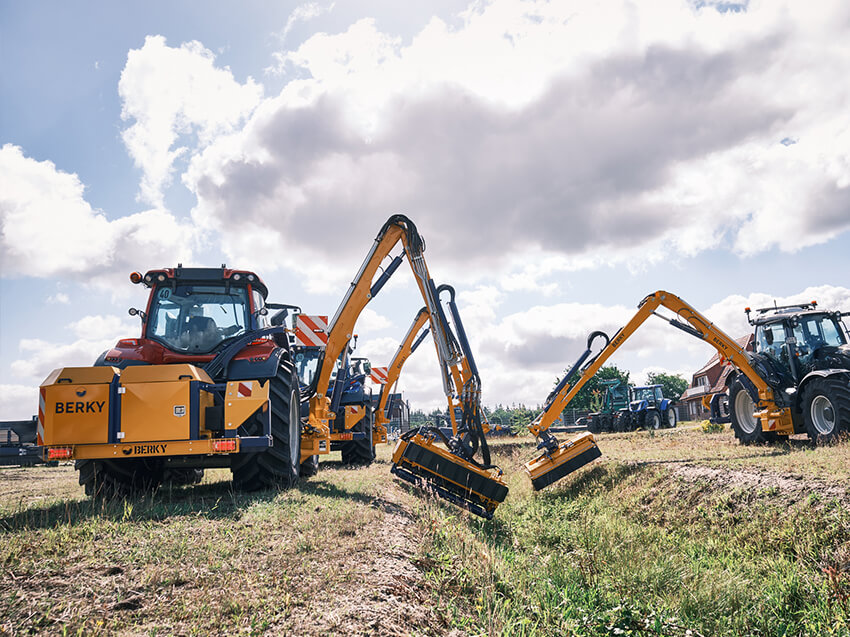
2, 425, 849, 635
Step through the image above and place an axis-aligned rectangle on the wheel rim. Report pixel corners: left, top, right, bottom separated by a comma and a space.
651, 413, 660, 429
289, 390, 300, 468
667, 410, 675, 426
810, 395, 836, 435
735, 390, 758, 434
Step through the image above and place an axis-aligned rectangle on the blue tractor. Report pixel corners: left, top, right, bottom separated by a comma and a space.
627, 384, 677, 430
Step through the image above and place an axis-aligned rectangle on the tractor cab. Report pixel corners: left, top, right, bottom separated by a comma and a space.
748, 302, 850, 384
101, 266, 276, 368
630, 384, 664, 409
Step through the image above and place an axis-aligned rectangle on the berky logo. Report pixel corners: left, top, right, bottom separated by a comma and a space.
122, 447, 132, 455
75, 387, 87, 397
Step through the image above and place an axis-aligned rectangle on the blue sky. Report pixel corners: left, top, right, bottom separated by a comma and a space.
2, 0, 849, 418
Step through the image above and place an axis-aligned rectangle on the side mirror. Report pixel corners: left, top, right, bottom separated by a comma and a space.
128, 307, 147, 321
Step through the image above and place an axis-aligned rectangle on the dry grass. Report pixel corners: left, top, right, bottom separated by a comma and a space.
0, 450, 462, 636
3, 426, 850, 635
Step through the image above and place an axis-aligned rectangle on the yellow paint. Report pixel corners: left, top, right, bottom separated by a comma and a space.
121, 380, 191, 442
39, 366, 117, 445
523, 432, 599, 482
223, 380, 269, 432
55, 437, 241, 460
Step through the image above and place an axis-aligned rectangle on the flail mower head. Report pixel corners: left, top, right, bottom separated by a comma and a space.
391, 428, 508, 519
523, 431, 601, 491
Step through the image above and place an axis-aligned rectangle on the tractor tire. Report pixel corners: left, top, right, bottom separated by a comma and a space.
729, 379, 776, 444
300, 455, 319, 478
801, 378, 850, 445
341, 407, 376, 466
599, 413, 614, 432
665, 408, 678, 429
164, 468, 204, 486
615, 410, 633, 432
76, 458, 164, 498
587, 415, 600, 433
645, 410, 662, 430
231, 363, 301, 490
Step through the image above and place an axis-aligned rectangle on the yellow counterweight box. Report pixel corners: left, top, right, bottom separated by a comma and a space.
119, 365, 215, 442
39, 366, 118, 445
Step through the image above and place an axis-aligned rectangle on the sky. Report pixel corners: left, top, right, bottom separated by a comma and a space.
2, 0, 850, 419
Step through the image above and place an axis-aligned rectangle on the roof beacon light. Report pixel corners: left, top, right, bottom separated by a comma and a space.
129, 271, 143, 284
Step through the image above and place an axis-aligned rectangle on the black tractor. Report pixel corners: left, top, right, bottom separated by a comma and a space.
729, 301, 850, 444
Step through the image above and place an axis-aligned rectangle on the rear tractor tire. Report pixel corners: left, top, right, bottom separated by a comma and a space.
76, 458, 164, 498
300, 454, 319, 478
341, 408, 376, 466
645, 410, 662, 430
729, 379, 777, 444
801, 378, 850, 445
231, 363, 301, 490
665, 408, 678, 429
615, 410, 633, 432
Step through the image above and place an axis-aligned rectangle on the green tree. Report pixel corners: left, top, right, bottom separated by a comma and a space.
553, 364, 631, 412
645, 371, 689, 402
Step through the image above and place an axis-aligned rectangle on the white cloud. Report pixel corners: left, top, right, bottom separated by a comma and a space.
47, 292, 70, 304
179, 0, 850, 295
271, 2, 336, 51
0, 384, 38, 421
119, 35, 263, 207
0, 144, 196, 285
10, 314, 138, 383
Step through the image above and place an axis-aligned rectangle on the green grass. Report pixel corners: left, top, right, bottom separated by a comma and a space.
2, 427, 850, 635
414, 430, 850, 636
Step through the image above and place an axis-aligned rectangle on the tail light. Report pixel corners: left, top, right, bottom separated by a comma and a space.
46, 447, 73, 460
213, 439, 238, 453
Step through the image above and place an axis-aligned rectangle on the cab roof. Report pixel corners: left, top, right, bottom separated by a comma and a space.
142, 265, 268, 298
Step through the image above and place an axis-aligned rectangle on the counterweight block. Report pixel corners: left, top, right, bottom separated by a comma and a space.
524, 432, 601, 491
391, 433, 508, 519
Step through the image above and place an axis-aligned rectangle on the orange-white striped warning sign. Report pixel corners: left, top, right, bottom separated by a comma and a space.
370, 367, 389, 385
37, 388, 46, 445
294, 315, 329, 347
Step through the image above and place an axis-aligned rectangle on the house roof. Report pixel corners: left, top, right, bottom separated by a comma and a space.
688, 333, 754, 386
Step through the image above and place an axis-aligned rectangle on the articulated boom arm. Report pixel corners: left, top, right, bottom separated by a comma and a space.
528, 290, 790, 440
375, 307, 431, 431
304, 215, 466, 454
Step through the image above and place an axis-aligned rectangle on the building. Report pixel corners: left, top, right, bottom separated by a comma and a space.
680, 334, 754, 420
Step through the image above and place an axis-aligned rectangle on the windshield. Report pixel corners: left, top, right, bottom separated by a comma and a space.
147, 284, 250, 354
794, 315, 847, 349
294, 348, 322, 387
632, 387, 656, 402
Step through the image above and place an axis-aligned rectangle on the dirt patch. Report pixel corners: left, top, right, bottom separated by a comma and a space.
284, 493, 459, 637
670, 463, 850, 506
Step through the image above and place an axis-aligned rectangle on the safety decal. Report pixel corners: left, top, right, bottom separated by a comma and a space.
294, 315, 329, 347
370, 367, 389, 385
237, 382, 252, 398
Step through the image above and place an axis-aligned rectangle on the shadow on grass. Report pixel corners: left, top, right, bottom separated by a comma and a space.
1, 465, 402, 532
0, 478, 289, 532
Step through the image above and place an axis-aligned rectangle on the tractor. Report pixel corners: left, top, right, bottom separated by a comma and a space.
581, 378, 631, 433
727, 301, 850, 444
626, 384, 677, 430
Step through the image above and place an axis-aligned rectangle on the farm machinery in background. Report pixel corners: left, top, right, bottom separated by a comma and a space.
523, 290, 850, 491
31, 215, 509, 518
289, 313, 379, 477
582, 382, 678, 433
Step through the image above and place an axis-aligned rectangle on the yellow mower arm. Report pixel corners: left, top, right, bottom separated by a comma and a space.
524, 290, 791, 490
